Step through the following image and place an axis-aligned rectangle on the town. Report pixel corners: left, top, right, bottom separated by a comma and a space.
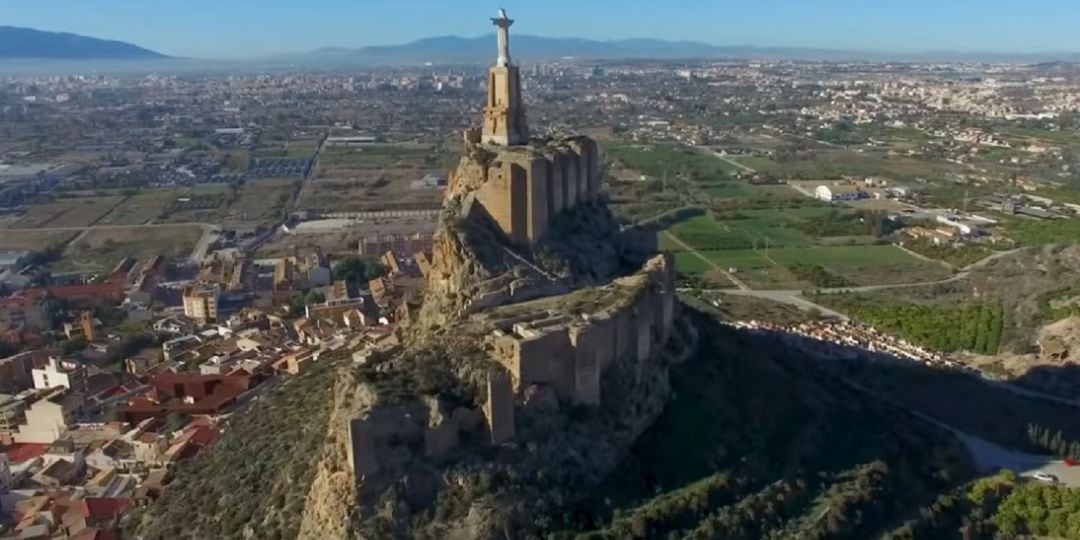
1, 5, 1080, 539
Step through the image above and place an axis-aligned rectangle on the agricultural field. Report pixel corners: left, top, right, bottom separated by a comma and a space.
2, 196, 124, 229
605, 142, 743, 179
815, 293, 1005, 355
667, 214, 814, 252
156, 185, 234, 224
299, 142, 454, 213
223, 179, 296, 226
0, 230, 79, 252
674, 242, 950, 289
252, 138, 322, 159
96, 190, 177, 225
52, 226, 204, 274
732, 149, 966, 184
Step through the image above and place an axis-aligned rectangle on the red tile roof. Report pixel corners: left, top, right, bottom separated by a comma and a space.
2, 443, 49, 464
81, 497, 131, 523
45, 281, 126, 302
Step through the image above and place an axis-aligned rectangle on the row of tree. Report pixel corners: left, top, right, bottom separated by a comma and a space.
1027, 423, 1080, 459
795, 209, 900, 238
845, 303, 1004, 355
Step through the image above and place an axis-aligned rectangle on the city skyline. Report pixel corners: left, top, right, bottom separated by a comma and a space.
4, 0, 1080, 59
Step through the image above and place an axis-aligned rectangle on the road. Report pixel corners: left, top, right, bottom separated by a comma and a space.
289, 133, 328, 213
703, 149, 756, 174
189, 224, 222, 263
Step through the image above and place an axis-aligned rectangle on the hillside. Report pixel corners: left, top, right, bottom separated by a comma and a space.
121, 309, 989, 539
0, 26, 167, 60
559, 311, 976, 538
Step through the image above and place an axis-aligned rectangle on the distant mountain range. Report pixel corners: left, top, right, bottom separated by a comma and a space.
0, 25, 1076, 67
306, 34, 1080, 65
0, 26, 167, 60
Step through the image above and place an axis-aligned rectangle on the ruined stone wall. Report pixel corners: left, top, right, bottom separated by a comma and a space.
544, 152, 565, 218
566, 138, 596, 202
526, 157, 550, 243
474, 161, 515, 244
485, 254, 676, 407
484, 369, 515, 444
491, 328, 574, 397
455, 136, 600, 248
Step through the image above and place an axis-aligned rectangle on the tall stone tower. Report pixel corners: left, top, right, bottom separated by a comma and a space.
482, 9, 529, 146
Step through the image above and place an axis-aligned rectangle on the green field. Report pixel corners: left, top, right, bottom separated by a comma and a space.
733, 150, 964, 183
668, 214, 812, 251
674, 244, 950, 288
605, 143, 741, 180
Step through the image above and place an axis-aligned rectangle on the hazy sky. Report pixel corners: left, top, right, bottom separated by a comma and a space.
5, 0, 1080, 58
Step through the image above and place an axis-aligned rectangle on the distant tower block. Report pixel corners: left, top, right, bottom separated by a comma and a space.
482, 9, 530, 146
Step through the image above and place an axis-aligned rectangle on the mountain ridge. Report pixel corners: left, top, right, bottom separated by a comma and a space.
304, 33, 1080, 65
0, 26, 168, 60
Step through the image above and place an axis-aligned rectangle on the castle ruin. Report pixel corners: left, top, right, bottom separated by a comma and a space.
344, 11, 682, 521
449, 9, 602, 246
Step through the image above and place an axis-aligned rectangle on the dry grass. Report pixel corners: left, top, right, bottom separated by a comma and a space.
54, 225, 204, 273
0, 230, 79, 251
5, 196, 124, 228
224, 179, 296, 226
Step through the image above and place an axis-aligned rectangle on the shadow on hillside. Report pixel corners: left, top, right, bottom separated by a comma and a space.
731, 323, 1080, 454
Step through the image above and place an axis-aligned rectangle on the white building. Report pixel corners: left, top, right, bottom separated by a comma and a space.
816, 185, 868, 203
13, 390, 79, 444
31, 357, 85, 393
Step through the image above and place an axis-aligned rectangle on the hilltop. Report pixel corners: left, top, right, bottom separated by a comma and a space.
0, 26, 168, 60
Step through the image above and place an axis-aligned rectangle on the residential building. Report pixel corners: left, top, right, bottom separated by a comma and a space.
815, 185, 868, 203
13, 389, 81, 444
182, 284, 220, 325
0, 290, 50, 334
31, 357, 87, 395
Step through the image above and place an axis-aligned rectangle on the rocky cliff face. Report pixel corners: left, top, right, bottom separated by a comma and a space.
420, 148, 651, 329
297, 373, 377, 539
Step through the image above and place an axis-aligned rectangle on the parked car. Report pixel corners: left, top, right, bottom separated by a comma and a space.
1032, 472, 1059, 484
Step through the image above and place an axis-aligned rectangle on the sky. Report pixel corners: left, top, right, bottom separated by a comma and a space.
4, 0, 1080, 59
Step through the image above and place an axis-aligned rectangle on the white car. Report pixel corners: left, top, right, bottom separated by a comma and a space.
1032, 472, 1059, 484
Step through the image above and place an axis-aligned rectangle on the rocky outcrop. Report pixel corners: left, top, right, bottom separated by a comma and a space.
297, 371, 377, 539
